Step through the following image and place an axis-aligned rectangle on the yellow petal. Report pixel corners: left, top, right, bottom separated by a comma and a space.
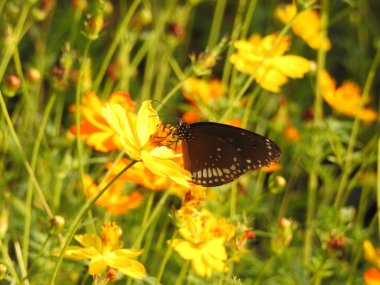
74, 234, 102, 249
142, 149, 191, 187
104, 250, 146, 279
102, 103, 140, 159
88, 255, 107, 275
272, 56, 311, 78
61, 246, 100, 260
170, 239, 199, 260
136, 100, 160, 147
192, 254, 212, 277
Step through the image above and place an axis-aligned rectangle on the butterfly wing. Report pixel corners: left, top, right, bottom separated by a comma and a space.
183, 122, 281, 186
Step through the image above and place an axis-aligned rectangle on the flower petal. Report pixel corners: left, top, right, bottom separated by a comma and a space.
75, 234, 102, 249
142, 149, 191, 187
88, 255, 107, 275
104, 250, 146, 279
136, 100, 160, 147
61, 246, 100, 260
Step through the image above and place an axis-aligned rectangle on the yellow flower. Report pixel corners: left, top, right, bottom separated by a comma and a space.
320, 71, 377, 122
364, 240, 380, 269
169, 207, 234, 277
61, 222, 146, 279
102, 100, 191, 187
83, 174, 144, 215
230, 34, 311, 93
275, 3, 331, 51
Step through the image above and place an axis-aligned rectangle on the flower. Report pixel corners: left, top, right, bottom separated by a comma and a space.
182, 77, 224, 124
284, 124, 301, 141
83, 175, 144, 215
102, 100, 192, 187
70, 91, 135, 152
262, 162, 282, 173
61, 222, 146, 279
363, 240, 380, 269
275, 2, 331, 51
169, 207, 233, 277
106, 158, 172, 191
320, 71, 377, 122
365, 268, 380, 285
230, 34, 311, 92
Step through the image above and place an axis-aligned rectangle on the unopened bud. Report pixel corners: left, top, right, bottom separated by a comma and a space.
49, 215, 65, 235
26, 68, 41, 84
3, 75, 21, 97
0, 264, 7, 280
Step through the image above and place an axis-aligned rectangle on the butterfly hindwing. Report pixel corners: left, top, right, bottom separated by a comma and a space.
190, 122, 281, 171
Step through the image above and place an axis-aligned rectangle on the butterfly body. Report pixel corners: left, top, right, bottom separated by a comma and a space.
176, 120, 281, 187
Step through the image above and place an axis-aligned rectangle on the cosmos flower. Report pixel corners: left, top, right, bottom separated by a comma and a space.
70, 91, 135, 152
275, 2, 331, 51
320, 71, 377, 122
364, 268, 380, 285
60, 222, 146, 279
182, 77, 224, 124
364, 240, 380, 269
82, 174, 144, 215
169, 207, 234, 277
106, 158, 173, 191
230, 33, 311, 93
102, 100, 192, 188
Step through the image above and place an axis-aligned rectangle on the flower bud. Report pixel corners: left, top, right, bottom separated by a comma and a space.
84, 12, 104, 40
26, 68, 41, 84
3, 75, 21, 97
49, 215, 65, 235
0, 264, 7, 280
269, 175, 286, 194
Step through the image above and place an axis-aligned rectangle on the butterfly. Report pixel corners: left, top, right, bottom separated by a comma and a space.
175, 119, 281, 187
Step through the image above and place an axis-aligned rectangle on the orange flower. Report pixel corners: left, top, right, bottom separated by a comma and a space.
262, 162, 282, 173
230, 33, 311, 93
71, 91, 135, 152
106, 158, 172, 191
320, 71, 377, 122
284, 124, 301, 141
183, 77, 223, 104
275, 3, 331, 51
83, 174, 143, 215
365, 268, 380, 285
182, 77, 224, 124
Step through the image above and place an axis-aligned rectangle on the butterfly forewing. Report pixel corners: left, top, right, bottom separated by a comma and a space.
178, 121, 281, 187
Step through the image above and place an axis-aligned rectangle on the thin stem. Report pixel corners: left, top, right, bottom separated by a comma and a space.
334, 44, 380, 208
23, 93, 57, 268
132, 190, 171, 248
207, 0, 227, 49
48, 160, 139, 285
93, 0, 142, 91
303, 0, 329, 266
0, 91, 53, 217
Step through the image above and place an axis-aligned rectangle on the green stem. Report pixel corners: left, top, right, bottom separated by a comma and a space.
93, 0, 142, 91
156, 231, 178, 284
48, 160, 139, 285
0, 91, 52, 217
207, 0, 227, 49
174, 261, 190, 285
132, 190, 171, 248
23, 94, 57, 268
0, 240, 22, 284
303, 0, 329, 266
0, 2, 32, 81
334, 44, 380, 208
75, 39, 92, 191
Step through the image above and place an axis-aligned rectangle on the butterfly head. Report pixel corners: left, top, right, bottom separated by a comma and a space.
175, 119, 192, 141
